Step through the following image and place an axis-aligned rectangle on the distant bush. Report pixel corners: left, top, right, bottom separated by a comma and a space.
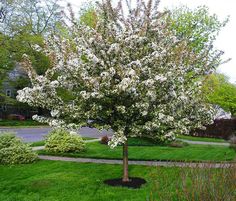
192, 118, 236, 139
0, 120, 46, 127
168, 140, 188, 148
0, 133, 38, 165
229, 135, 236, 152
45, 129, 85, 153
100, 135, 110, 145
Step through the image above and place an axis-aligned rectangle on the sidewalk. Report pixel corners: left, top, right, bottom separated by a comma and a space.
179, 139, 230, 146
39, 155, 235, 168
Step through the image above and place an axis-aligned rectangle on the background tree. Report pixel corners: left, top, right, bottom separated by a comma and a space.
0, 0, 62, 88
17, 0, 224, 183
79, 2, 98, 29
202, 74, 236, 116
1, 0, 62, 35
0, 33, 13, 87
165, 6, 228, 54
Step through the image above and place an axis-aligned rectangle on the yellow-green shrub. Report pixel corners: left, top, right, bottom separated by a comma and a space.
45, 129, 85, 153
0, 133, 38, 165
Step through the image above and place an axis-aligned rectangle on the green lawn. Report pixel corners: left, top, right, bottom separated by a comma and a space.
39, 142, 236, 162
177, 135, 227, 143
0, 160, 164, 201
0, 120, 47, 127
30, 141, 45, 147
1, 160, 234, 201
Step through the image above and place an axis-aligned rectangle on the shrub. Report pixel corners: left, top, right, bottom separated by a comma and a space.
0, 133, 38, 165
229, 135, 236, 152
45, 129, 85, 153
192, 118, 236, 139
100, 135, 110, 145
168, 140, 188, 148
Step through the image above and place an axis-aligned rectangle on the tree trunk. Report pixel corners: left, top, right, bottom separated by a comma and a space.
122, 140, 129, 182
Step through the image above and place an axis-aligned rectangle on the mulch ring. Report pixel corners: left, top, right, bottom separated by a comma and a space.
104, 177, 146, 189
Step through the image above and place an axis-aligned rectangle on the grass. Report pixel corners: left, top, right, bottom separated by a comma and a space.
29, 141, 45, 147
29, 136, 226, 148
126, 137, 168, 146
0, 120, 47, 127
0, 160, 162, 201
38, 141, 236, 162
177, 135, 227, 143
0, 160, 234, 201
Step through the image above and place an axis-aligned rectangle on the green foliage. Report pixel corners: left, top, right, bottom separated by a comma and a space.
45, 129, 86, 153
79, 6, 98, 28
0, 30, 51, 94
0, 0, 60, 88
0, 34, 14, 86
0, 133, 38, 165
0, 119, 46, 127
202, 74, 236, 116
167, 6, 227, 53
0, 93, 18, 105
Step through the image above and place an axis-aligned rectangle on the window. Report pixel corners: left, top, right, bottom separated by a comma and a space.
6, 89, 11, 97
1, 105, 7, 111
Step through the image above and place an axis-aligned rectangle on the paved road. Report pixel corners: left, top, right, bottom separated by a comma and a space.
0, 127, 230, 146
0, 127, 113, 142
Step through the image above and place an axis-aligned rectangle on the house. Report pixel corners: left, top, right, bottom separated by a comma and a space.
214, 105, 231, 119
1, 63, 27, 98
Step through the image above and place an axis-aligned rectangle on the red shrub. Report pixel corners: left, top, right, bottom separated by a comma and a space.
192, 118, 236, 140
100, 135, 110, 145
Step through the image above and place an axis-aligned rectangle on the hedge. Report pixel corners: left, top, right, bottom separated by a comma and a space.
192, 118, 236, 140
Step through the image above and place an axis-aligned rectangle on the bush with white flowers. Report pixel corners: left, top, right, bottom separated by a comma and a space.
0, 133, 38, 165
45, 129, 85, 153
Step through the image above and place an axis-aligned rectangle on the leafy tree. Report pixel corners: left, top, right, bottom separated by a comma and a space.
203, 74, 236, 116
0, 0, 62, 90
17, 0, 224, 182
1, 0, 62, 35
79, 3, 98, 29
0, 33, 13, 87
166, 6, 228, 53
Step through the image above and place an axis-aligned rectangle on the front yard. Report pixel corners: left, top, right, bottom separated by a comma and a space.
38, 141, 235, 162
0, 160, 235, 201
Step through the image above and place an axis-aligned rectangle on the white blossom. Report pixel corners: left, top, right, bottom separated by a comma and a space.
17, 0, 219, 147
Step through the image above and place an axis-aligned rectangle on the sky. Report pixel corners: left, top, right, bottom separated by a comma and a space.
64, 0, 236, 83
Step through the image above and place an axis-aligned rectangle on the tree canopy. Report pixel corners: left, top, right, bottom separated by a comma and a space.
203, 74, 236, 116
0, 0, 62, 88
17, 0, 225, 182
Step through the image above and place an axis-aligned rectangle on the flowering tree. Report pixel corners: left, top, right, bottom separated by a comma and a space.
17, 0, 224, 182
